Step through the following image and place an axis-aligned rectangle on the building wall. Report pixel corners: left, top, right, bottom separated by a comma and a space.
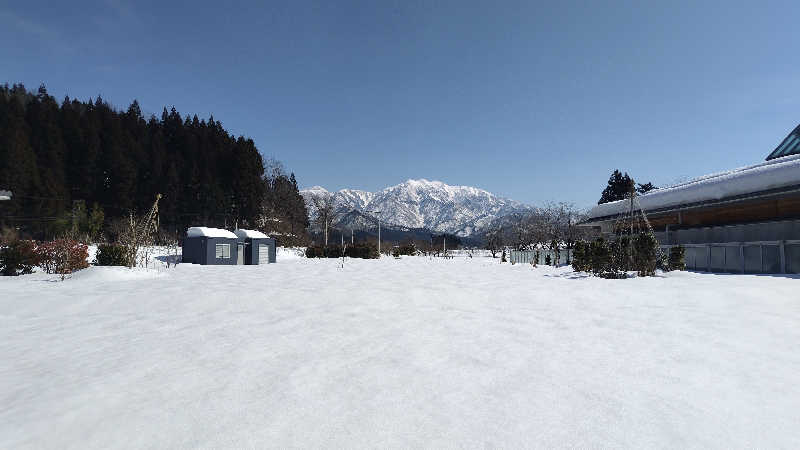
664, 241, 800, 274
207, 237, 239, 265
656, 218, 800, 245
652, 219, 800, 274
245, 238, 276, 264
181, 237, 204, 264
182, 236, 238, 265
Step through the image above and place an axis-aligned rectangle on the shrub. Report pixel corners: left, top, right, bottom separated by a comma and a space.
345, 243, 379, 259
589, 238, 615, 278
305, 245, 341, 258
324, 245, 343, 258
396, 243, 416, 256
544, 254, 551, 265
305, 246, 323, 258
306, 243, 378, 259
36, 239, 90, 277
632, 231, 658, 277
0, 226, 19, 246
0, 240, 41, 276
571, 241, 590, 272
668, 245, 686, 271
579, 232, 662, 279
96, 244, 129, 266
612, 235, 633, 272
501, 249, 506, 263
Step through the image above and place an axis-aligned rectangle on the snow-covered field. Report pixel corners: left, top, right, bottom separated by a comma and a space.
1, 254, 799, 448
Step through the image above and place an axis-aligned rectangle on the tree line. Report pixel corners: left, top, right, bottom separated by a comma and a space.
0, 83, 309, 244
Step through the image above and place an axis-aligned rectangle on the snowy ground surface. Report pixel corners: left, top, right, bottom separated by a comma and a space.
1, 254, 799, 448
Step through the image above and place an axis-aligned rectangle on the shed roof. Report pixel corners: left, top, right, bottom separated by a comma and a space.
187, 227, 237, 239
234, 229, 270, 239
586, 153, 800, 221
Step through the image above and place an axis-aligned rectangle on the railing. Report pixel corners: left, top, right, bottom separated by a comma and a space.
509, 249, 573, 266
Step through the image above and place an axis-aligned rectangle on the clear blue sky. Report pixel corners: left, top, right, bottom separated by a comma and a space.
2, 1, 799, 208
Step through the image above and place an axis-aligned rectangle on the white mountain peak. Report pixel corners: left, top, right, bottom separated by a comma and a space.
301, 179, 530, 236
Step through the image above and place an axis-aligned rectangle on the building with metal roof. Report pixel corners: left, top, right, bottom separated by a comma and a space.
581, 125, 800, 274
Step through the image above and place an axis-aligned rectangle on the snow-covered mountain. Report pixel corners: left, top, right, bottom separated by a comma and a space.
301, 179, 532, 236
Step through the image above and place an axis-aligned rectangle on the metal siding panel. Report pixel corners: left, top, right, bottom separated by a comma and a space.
743, 246, 761, 273
181, 239, 192, 264
725, 246, 742, 273
762, 245, 781, 274
685, 247, 699, 269
709, 247, 725, 272
695, 246, 709, 271
786, 244, 800, 274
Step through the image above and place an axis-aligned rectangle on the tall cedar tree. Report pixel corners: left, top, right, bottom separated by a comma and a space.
598, 170, 657, 204
0, 83, 308, 241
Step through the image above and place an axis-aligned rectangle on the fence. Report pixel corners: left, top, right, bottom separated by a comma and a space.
511, 242, 800, 274
509, 249, 574, 266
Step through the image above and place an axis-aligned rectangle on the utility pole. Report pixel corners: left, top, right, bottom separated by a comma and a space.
367, 210, 381, 256
351, 228, 353, 245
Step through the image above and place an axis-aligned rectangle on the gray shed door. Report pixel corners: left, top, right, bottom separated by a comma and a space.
237, 244, 244, 265
258, 244, 270, 264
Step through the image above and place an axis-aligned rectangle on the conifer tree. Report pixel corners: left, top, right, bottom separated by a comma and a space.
0, 83, 309, 241
598, 170, 634, 204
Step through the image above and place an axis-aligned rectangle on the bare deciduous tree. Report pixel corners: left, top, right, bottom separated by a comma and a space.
310, 192, 339, 247
490, 203, 593, 261
485, 226, 504, 258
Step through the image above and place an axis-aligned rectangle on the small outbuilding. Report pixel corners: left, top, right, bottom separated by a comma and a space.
234, 229, 276, 264
182, 227, 241, 265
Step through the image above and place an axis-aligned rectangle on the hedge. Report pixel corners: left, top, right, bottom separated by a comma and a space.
96, 244, 129, 266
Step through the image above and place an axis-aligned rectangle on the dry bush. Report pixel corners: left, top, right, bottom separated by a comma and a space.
36, 239, 89, 280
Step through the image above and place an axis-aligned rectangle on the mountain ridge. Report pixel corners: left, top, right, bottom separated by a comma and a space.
301, 179, 533, 236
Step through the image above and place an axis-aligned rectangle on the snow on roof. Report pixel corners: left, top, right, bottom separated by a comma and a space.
186, 227, 237, 239
233, 229, 269, 239
588, 153, 800, 220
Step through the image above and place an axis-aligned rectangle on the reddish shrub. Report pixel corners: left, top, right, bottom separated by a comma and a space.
35, 239, 90, 277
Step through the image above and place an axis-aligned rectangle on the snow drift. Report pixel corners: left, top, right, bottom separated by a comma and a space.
1, 257, 799, 448
186, 227, 237, 239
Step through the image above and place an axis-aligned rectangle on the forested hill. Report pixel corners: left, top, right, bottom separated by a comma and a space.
0, 83, 309, 243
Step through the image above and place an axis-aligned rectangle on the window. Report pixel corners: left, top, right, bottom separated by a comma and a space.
215, 243, 231, 259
